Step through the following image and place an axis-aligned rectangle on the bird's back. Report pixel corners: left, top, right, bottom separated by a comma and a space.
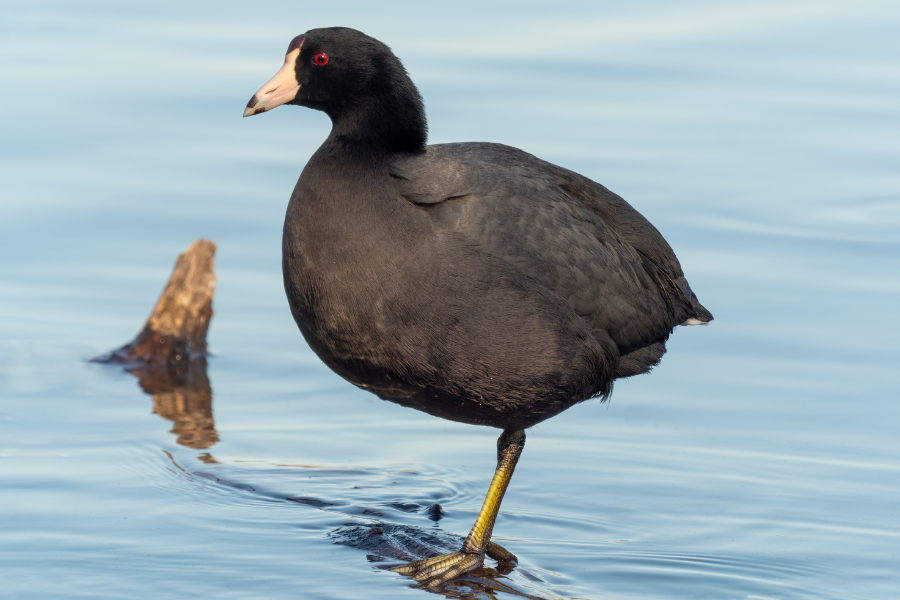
390, 142, 712, 358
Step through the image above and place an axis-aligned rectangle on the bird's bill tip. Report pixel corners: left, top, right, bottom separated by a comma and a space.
243, 96, 266, 118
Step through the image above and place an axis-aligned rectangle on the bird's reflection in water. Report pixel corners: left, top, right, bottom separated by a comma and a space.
129, 357, 218, 449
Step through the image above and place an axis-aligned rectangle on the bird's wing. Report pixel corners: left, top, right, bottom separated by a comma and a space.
390, 142, 711, 353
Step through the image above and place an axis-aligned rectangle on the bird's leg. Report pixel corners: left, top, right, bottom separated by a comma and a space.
459, 429, 525, 559
391, 429, 525, 588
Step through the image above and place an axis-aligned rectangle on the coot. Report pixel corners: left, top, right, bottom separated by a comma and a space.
244, 27, 712, 588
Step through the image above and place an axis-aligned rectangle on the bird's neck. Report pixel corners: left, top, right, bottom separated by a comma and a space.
327, 91, 427, 156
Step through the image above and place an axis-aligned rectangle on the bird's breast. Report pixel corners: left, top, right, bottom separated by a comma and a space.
281, 176, 436, 369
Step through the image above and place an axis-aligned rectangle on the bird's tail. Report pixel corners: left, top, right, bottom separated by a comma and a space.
675, 276, 713, 326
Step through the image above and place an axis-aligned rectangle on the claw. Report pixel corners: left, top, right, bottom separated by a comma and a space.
390, 550, 484, 587
410, 552, 467, 582
486, 541, 518, 563
421, 552, 482, 588
389, 552, 460, 576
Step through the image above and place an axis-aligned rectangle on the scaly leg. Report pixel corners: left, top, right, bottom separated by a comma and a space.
391, 429, 525, 588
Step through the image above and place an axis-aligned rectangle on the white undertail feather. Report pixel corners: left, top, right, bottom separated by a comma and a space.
682, 318, 709, 326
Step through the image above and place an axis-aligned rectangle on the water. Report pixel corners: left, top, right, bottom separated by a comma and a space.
2, 1, 899, 598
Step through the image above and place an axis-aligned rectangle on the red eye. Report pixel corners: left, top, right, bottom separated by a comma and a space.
314, 53, 329, 66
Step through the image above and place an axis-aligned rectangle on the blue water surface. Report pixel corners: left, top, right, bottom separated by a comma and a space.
2, 1, 898, 598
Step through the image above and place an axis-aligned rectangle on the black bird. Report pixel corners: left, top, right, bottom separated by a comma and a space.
244, 27, 712, 588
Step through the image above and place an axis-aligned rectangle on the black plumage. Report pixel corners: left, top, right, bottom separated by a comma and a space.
260, 28, 711, 430
245, 26, 712, 585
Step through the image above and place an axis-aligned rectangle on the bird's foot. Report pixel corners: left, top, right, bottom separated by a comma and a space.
390, 542, 517, 588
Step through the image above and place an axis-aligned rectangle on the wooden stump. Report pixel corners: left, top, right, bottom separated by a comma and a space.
95, 239, 216, 368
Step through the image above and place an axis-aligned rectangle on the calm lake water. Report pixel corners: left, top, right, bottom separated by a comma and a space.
2, 1, 899, 598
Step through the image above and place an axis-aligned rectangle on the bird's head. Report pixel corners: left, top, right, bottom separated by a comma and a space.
243, 27, 426, 153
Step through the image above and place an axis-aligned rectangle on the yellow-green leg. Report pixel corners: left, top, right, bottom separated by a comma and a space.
391, 429, 525, 588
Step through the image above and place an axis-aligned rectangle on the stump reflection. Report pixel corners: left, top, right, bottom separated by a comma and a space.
132, 358, 218, 449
